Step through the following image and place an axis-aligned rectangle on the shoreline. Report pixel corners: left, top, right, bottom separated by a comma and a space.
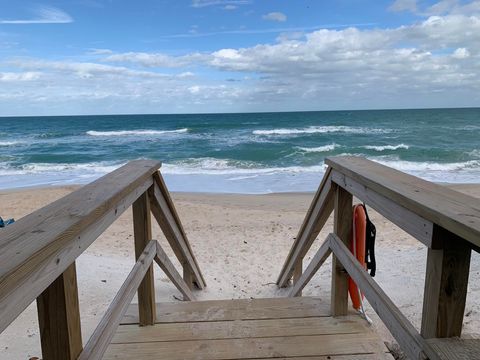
1, 184, 479, 358
2, 180, 480, 193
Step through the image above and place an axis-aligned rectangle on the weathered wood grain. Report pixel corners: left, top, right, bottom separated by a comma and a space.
149, 176, 206, 289
331, 185, 352, 316
37, 262, 82, 360
0, 163, 156, 332
112, 316, 366, 343
277, 168, 334, 287
132, 191, 156, 326
154, 241, 195, 301
331, 170, 433, 246
421, 226, 471, 338
289, 238, 331, 297
121, 297, 331, 324
426, 338, 480, 360
328, 233, 440, 360
104, 333, 386, 360
78, 240, 157, 360
326, 156, 480, 248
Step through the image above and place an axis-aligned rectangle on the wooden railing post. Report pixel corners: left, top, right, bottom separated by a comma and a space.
421, 226, 471, 338
183, 265, 194, 300
292, 259, 303, 296
331, 184, 352, 316
37, 262, 82, 360
132, 190, 156, 326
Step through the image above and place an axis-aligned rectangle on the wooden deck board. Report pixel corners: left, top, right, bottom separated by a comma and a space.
121, 296, 331, 324
112, 316, 366, 343
105, 333, 388, 360
426, 338, 480, 360
106, 297, 390, 359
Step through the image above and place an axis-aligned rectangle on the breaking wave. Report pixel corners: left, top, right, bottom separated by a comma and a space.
363, 144, 410, 151
86, 129, 188, 136
253, 126, 391, 136
296, 144, 340, 152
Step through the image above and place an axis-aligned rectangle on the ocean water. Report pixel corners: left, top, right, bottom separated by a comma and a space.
0, 108, 479, 193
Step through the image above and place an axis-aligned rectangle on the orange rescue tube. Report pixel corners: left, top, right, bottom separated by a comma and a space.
348, 204, 367, 310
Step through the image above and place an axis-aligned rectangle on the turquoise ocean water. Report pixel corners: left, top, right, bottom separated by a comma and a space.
0, 108, 479, 193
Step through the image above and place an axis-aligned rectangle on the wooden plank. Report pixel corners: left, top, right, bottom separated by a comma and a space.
154, 171, 206, 288
104, 333, 386, 360
112, 316, 368, 343
149, 178, 206, 289
278, 167, 331, 286
121, 296, 331, 324
331, 185, 352, 316
183, 265, 194, 300
421, 226, 472, 338
36, 262, 82, 360
78, 240, 157, 360
0, 173, 154, 333
328, 233, 439, 360
253, 356, 394, 360
290, 238, 331, 297
292, 259, 303, 296
132, 192, 156, 326
0, 160, 159, 280
277, 168, 334, 287
331, 170, 433, 246
326, 156, 480, 248
154, 241, 196, 301
426, 338, 480, 360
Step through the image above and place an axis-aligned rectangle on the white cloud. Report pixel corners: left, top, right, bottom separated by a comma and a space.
0, 6, 73, 24
262, 12, 287, 22
9, 59, 172, 79
224, 5, 238, 10
2, 9, 480, 114
389, 0, 418, 12
452, 47, 470, 58
88, 48, 114, 55
191, 0, 250, 8
389, 0, 480, 15
148, 23, 375, 39
0, 72, 41, 81
102, 52, 203, 68
188, 85, 201, 94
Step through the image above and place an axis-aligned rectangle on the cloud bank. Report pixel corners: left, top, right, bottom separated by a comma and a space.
0, 6, 73, 24
1, 1, 480, 115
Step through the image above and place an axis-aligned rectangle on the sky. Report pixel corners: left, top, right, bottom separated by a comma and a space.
0, 0, 479, 116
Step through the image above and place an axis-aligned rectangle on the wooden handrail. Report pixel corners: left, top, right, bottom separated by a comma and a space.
79, 240, 157, 360
327, 233, 439, 360
0, 160, 206, 360
289, 239, 331, 297
154, 241, 196, 301
326, 156, 480, 248
150, 172, 206, 289
0, 160, 160, 333
279, 156, 479, 359
277, 167, 334, 288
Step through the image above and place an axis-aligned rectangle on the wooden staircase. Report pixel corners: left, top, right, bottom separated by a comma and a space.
1, 156, 478, 359
104, 297, 392, 359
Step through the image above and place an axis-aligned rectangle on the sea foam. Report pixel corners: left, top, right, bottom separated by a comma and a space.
253, 126, 390, 136
363, 144, 410, 151
86, 129, 188, 136
0, 141, 22, 146
296, 144, 339, 153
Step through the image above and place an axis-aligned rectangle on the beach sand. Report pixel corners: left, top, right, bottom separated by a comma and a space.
0, 185, 479, 359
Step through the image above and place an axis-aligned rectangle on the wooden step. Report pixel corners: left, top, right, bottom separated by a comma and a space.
426, 338, 480, 360
121, 296, 331, 324
104, 297, 392, 359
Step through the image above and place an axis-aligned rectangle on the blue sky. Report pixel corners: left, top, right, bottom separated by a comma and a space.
1, 0, 479, 115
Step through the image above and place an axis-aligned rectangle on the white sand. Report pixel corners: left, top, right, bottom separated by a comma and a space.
0, 185, 479, 359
